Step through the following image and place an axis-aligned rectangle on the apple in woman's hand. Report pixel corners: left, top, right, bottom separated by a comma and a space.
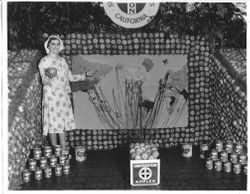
45, 68, 57, 78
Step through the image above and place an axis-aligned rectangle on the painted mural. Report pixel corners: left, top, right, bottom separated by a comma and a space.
72, 54, 188, 129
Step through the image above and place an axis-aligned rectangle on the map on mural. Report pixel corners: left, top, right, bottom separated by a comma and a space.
71, 54, 188, 129
72, 55, 113, 82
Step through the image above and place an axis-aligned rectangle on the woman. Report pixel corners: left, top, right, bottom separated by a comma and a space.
38, 35, 91, 150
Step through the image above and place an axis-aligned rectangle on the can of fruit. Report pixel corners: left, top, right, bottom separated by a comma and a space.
233, 163, 241, 174
210, 149, 218, 161
225, 142, 233, 153
44, 166, 52, 178
243, 164, 247, 175
40, 157, 47, 169
63, 164, 70, 175
215, 140, 223, 152
62, 146, 70, 157
223, 161, 232, 173
230, 152, 238, 163
55, 165, 62, 176
182, 143, 192, 158
34, 147, 42, 160
75, 146, 87, 162
200, 143, 209, 159
206, 158, 213, 170
239, 154, 247, 165
22, 169, 31, 183
34, 168, 42, 180
54, 145, 62, 157
44, 146, 52, 158
59, 155, 66, 166
86, 71, 94, 77
214, 160, 222, 172
50, 155, 57, 167
235, 143, 244, 154
29, 158, 37, 171
220, 150, 228, 162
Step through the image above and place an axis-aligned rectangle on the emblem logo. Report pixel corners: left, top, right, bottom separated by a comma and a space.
139, 167, 152, 180
103, 2, 159, 28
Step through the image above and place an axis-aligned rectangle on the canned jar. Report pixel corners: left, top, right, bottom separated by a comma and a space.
35, 168, 43, 180
225, 142, 233, 153
210, 149, 218, 161
55, 165, 62, 176
59, 155, 66, 166
44, 146, 52, 158
214, 160, 222, 172
239, 154, 247, 165
44, 167, 52, 178
243, 164, 247, 175
62, 146, 70, 156
54, 145, 62, 157
223, 161, 232, 173
33, 147, 42, 160
22, 169, 31, 183
75, 146, 87, 161
63, 164, 70, 175
215, 140, 223, 152
182, 143, 192, 158
220, 150, 228, 162
206, 158, 213, 170
233, 163, 241, 174
235, 143, 244, 154
200, 144, 209, 159
29, 158, 37, 171
65, 158, 70, 165
230, 152, 238, 163
40, 157, 47, 169
50, 155, 57, 167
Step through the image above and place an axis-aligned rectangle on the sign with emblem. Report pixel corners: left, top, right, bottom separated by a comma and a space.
130, 159, 160, 186
103, 2, 160, 28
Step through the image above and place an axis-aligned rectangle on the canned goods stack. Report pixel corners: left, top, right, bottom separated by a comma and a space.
203, 140, 247, 175
22, 145, 72, 183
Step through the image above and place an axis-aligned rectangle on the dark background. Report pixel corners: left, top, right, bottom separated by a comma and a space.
8, 2, 246, 50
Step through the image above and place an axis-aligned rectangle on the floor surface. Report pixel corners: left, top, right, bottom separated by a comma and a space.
17, 146, 247, 190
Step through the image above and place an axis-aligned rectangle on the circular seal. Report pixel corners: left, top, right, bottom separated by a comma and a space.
103, 2, 160, 28
138, 167, 152, 180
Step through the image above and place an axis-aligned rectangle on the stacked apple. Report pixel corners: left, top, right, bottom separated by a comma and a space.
130, 142, 160, 160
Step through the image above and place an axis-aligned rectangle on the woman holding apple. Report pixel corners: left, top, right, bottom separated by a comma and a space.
38, 35, 92, 150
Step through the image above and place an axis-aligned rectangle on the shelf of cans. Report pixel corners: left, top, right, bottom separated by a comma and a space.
210, 53, 247, 144
200, 140, 247, 175
8, 50, 45, 189
22, 145, 72, 183
219, 48, 246, 88
8, 50, 41, 103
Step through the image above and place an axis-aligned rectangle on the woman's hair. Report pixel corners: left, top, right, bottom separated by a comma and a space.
47, 37, 60, 48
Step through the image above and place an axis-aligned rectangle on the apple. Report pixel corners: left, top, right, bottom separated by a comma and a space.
46, 67, 57, 78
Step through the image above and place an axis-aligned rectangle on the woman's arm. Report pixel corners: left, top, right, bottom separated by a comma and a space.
38, 58, 52, 85
65, 59, 86, 82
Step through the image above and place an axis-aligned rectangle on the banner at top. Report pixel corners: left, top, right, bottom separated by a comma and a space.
103, 2, 160, 29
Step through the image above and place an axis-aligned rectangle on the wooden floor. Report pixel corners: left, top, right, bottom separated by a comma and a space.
17, 146, 247, 190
